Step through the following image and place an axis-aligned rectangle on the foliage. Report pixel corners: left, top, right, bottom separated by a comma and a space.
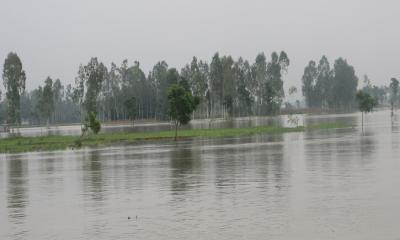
361, 75, 388, 106
82, 112, 101, 135
356, 90, 377, 113
75, 57, 107, 114
124, 97, 137, 123
302, 56, 358, 110
390, 78, 399, 112
167, 84, 199, 139
0, 51, 384, 126
40, 77, 55, 123
2, 52, 26, 125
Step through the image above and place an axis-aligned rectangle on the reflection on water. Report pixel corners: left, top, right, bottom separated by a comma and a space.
7, 156, 28, 223
2, 110, 400, 239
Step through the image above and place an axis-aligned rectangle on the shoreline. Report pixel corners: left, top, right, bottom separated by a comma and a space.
0, 122, 348, 154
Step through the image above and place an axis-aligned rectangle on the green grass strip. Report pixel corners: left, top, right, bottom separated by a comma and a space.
0, 122, 348, 154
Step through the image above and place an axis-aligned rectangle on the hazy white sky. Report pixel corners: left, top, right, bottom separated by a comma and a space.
1, 0, 399, 97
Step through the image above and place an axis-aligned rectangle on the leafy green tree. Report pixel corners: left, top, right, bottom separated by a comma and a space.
100, 62, 118, 120
263, 51, 289, 114
76, 57, 108, 115
221, 56, 235, 117
41, 77, 55, 124
167, 84, 199, 140
209, 53, 223, 117
149, 61, 169, 120
356, 90, 377, 130
390, 78, 399, 115
315, 56, 332, 108
181, 57, 210, 118
302, 60, 317, 107
234, 58, 253, 116
2, 52, 26, 127
52, 78, 64, 122
252, 53, 267, 115
361, 75, 388, 106
82, 112, 101, 135
120, 61, 148, 120
124, 97, 137, 125
330, 58, 358, 110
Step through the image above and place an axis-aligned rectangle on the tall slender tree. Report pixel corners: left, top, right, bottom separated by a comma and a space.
76, 57, 108, 116
390, 78, 399, 115
2, 52, 26, 127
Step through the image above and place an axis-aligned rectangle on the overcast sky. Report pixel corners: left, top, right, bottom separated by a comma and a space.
1, 0, 399, 98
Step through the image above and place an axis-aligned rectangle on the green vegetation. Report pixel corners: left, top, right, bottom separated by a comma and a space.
0, 123, 348, 154
390, 78, 399, 115
302, 56, 358, 110
2, 52, 26, 128
356, 90, 378, 130
81, 112, 101, 135
167, 84, 199, 140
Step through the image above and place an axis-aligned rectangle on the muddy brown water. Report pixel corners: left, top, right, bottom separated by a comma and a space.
1, 110, 400, 239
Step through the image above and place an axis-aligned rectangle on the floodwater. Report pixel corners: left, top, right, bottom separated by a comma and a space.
1, 110, 400, 239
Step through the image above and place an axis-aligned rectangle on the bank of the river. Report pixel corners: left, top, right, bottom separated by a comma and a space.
0, 123, 348, 153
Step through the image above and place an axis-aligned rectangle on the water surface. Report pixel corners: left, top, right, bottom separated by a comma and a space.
1, 110, 400, 239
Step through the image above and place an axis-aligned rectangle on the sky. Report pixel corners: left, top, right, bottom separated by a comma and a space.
1, 0, 400, 99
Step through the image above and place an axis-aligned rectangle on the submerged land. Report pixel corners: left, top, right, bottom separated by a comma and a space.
0, 122, 347, 153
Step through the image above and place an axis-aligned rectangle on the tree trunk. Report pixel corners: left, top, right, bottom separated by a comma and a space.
174, 121, 178, 141
391, 101, 394, 116
361, 112, 364, 132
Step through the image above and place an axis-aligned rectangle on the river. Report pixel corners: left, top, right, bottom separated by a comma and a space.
1, 110, 400, 239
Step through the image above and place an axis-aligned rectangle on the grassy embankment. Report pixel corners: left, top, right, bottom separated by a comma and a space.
0, 122, 348, 153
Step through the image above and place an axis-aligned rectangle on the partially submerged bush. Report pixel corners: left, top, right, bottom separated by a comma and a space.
81, 112, 101, 136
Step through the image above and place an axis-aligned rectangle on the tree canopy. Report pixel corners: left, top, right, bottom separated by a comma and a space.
167, 84, 199, 140
2, 52, 26, 125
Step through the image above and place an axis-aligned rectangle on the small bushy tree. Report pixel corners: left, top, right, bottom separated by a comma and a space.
356, 90, 377, 131
167, 84, 199, 140
81, 112, 101, 135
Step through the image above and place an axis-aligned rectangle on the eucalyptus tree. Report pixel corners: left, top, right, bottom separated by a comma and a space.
390, 78, 399, 115
122, 61, 147, 120
32, 87, 43, 124
100, 62, 120, 121
75, 57, 108, 116
263, 51, 290, 114
181, 57, 209, 118
301, 60, 318, 108
124, 97, 136, 125
302, 56, 335, 109
252, 52, 267, 115
220, 55, 235, 117
330, 58, 358, 110
41, 77, 55, 124
209, 53, 223, 117
234, 58, 253, 116
315, 56, 332, 108
52, 78, 64, 122
2, 52, 26, 127
149, 61, 169, 120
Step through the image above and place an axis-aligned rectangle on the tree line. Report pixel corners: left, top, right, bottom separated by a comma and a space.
302, 55, 399, 111
2, 51, 398, 127
1, 51, 290, 126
